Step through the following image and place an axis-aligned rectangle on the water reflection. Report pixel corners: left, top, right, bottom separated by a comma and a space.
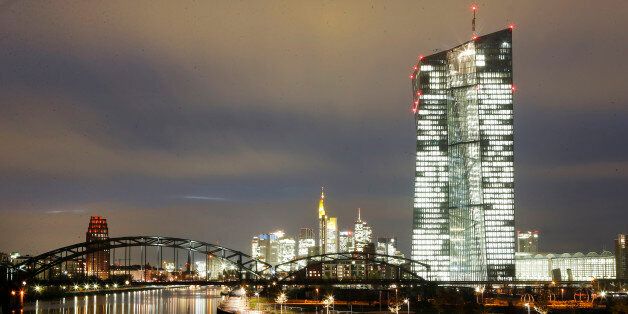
23, 286, 221, 313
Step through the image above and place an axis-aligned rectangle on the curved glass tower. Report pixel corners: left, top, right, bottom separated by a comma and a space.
410, 29, 515, 282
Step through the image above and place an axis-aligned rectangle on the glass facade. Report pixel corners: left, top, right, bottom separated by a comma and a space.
325, 217, 339, 254
516, 251, 616, 281
517, 230, 539, 253
411, 29, 515, 281
339, 230, 354, 252
354, 210, 373, 253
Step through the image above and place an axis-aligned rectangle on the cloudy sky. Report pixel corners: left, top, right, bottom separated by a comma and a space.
1, 1, 627, 256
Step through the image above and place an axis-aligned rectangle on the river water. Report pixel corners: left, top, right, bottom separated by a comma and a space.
22, 286, 221, 313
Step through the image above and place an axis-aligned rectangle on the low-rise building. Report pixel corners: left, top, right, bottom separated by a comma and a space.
516, 251, 615, 282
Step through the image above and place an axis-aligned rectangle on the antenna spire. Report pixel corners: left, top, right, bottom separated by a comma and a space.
471, 4, 477, 34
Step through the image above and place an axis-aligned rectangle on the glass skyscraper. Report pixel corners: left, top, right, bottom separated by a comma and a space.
410, 28, 515, 282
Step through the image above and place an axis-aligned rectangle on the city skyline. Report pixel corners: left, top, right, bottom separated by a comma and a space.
251, 188, 401, 263
1, 1, 627, 259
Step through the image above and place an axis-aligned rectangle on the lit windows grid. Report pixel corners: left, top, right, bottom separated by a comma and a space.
411, 29, 515, 282
516, 252, 616, 281
412, 53, 450, 281
476, 31, 515, 280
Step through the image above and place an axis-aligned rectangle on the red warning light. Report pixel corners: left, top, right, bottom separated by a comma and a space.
509, 23, 515, 30
411, 100, 419, 114
418, 55, 424, 61
511, 85, 517, 92
472, 34, 478, 40
409, 74, 414, 79
471, 4, 477, 11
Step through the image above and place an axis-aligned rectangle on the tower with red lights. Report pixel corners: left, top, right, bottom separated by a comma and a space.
85, 215, 110, 279
410, 28, 515, 282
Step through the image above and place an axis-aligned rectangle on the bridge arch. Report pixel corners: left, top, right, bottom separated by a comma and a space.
9, 236, 272, 282
274, 252, 430, 284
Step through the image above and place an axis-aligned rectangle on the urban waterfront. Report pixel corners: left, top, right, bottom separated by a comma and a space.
23, 287, 221, 313
2, 1, 628, 313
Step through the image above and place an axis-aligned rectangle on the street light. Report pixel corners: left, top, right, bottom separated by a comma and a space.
254, 292, 260, 311
524, 303, 530, 314
275, 292, 288, 313
403, 298, 409, 314
323, 295, 334, 314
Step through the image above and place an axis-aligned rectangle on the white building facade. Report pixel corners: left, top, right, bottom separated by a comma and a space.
515, 251, 615, 281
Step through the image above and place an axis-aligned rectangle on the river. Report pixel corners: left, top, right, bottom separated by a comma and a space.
22, 286, 221, 313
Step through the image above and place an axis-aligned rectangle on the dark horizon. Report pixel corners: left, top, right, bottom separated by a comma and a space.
1, 1, 627, 257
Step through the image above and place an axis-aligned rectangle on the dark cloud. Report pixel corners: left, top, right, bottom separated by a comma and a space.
0, 1, 627, 256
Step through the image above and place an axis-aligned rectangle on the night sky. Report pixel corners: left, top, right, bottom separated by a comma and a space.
1, 1, 627, 257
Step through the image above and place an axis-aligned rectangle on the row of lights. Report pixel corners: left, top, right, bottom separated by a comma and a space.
13, 280, 132, 295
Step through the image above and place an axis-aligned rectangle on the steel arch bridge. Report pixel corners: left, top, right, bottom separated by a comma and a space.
6, 236, 272, 283
274, 252, 430, 284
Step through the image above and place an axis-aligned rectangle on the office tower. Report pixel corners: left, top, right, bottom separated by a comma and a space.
339, 230, 354, 252
325, 217, 339, 254
298, 228, 316, 258
85, 215, 110, 279
354, 208, 373, 252
517, 230, 539, 254
410, 28, 515, 281
377, 237, 405, 265
251, 236, 261, 259
251, 231, 282, 265
376, 237, 398, 256
278, 237, 296, 264
616, 234, 628, 280
317, 187, 338, 254
318, 188, 328, 253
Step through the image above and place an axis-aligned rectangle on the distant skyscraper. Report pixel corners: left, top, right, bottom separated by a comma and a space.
318, 188, 328, 253
354, 208, 373, 252
339, 230, 354, 252
251, 231, 283, 265
517, 230, 539, 254
251, 236, 261, 259
410, 28, 515, 281
85, 216, 110, 279
616, 234, 628, 280
278, 237, 296, 264
377, 237, 404, 264
325, 217, 339, 254
376, 237, 398, 256
317, 188, 338, 254
298, 228, 316, 258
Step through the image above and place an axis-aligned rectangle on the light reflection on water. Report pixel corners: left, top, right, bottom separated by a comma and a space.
23, 286, 221, 313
